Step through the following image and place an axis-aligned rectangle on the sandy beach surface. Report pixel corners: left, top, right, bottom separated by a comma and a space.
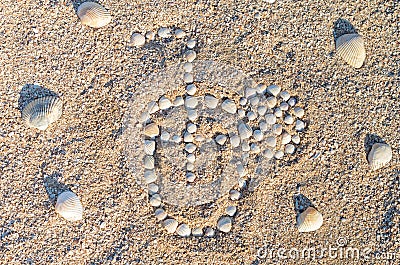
0, 0, 399, 264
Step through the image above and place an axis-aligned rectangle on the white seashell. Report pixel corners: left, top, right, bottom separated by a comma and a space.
185, 143, 197, 153
283, 114, 294, 125
217, 217, 232, 233
238, 178, 247, 189
157, 27, 171, 38
144, 123, 159, 137
158, 96, 172, 110
230, 134, 241, 147
253, 130, 264, 141
280, 102, 289, 111
174, 29, 186, 38
245, 88, 257, 98
280, 91, 290, 101
187, 109, 198, 121
267, 84, 281, 96
204, 227, 215, 237
292, 134, 300, 144
77, 2, 111, 28
183, 73, 193, 83
148, 183, 159, 194
144, 155, 155, 169
239, 97, 247, 106
194, 135, 205, 142
259, 121, 268, 131
139, 111, 150, 123
285, 144, 295, 154
266, 96, 277, 108
154, 208, 167, 221
265, 113, 276, 125
163, 218, 178, 234
256, 83, 267, 94
294, 107, 305, 118
336, 33, 366, 68
229, 190, 241, 200
186, 123, 197, 133
183, 132, 194, 143
250, 143, 261, 153
272, 124, 283, 135
160, 131, 170, 141
173, 96, 184, 106
274, 107, 283, 118
295, 120, 305, 131
226, 206, 237, 217
144, 140, 156, 155
145, 31, 155, 40
186, 162, 194, 171
186, 39, 196, 49
274, 150, 284, 159
236, 164, 247, 177
241, 141, 250, 152
144, 170, 157, 184
147, 101, 159, 114
288, 97, 297, 107
149, 194, 162, 207
184, 50, 197, 62
297, 207, 323, 232
264, 148, 274, 159
186, 172, 196, 182
192, 228, 203, 237
281, 132, 292, 145
238, 123, 253, 139
130, 33, 145, 47
257, 106, 267, 116
368, 143, 392, 170
247, 111, 257, 121
215, 135, 227, 145
237, 109, 246, 118
221, 99, 237, 114
176, 224, 191, 237
22, 96, 63, 130
184, 96, 198, 109
186, 84, 196, 95
183, 62, 193, 73
55, 191, 83, 221
204, 95, 219, 109
265, 136, 277, 147
249, 96, 260, 106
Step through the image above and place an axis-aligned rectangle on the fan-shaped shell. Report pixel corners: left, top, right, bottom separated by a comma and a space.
238, 123, 252, 140
221, 99, 237, 114
336, 34, 366, 68
297, 207, 323, 232
22, 96, 62, 130
144, 140, 156, 155
144, 123, 159, 137
368, 143, 392, 171
77, 2, 111, 28
217, 216, 232, 233
163, 218, 178, 234
55, 191, 83, 221
176, 224, 191, 237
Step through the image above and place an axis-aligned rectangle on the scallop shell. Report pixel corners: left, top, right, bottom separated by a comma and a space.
368, 143, 392, 170
144, 123, 159, 137
253, 130, 264, 142
184, 50, 197, 62
186, 84, 196, 95
154, 208, 167, 221
163, 219, 178, 234
297, 207, 323, 232
176, 224, 191, 237
204, 227, 215, 237
336, 33, 366, 68
158, 96, 172, 110
144, 155, 155, 169
55, 191, 83, 222
130, 33, 145, 47
230, 134, 241, 148
144, 170, 157, 184
144, 140, 156, 155
221, 99, 237, 114
204, 95, 219, 109
215, 135, 227, 145
185, 96, 198, 109
217, 217, 232, 233
192, 227, 203, 237
238, 123, 252, 140
229, 190, 241, 200
22, 96, 62, 130
149, 194, 162, 207
226, 206, 237, 217
77, 2, 111, 28
267, 84, 281, 96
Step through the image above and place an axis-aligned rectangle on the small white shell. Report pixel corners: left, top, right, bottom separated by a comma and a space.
292, 134, 301, 144
294, 107, 305, 118
265, 136, 277, 147
183, 132, 194, 143
147, 101, 159, 114
160, 131, 170, 141
183, 62, 193, 73
183, 73, 194, 83
265, 113, 276, 125
253, 130, 264, 141
239, 97, 247, 106
229, 190, 241, 200
283, 114, 294, 125
250, 143, 260, 153
163, 218, 178, 234
217, 217, 232, 233
145, 31, 155, 40
130, 33, 146, 47
186, 162, 194, 171
249, 96, 260, 106
158, 96, 172, 110
139, 112, 150, 123
247, 111, 257, 121
174, 29, 186, 38
55, 191, 83, 221
237, 109, 246, 118
184, 50, 197, 62
187, 39, 196, 49
185, 143, 197, 153
22, 96, 63, 130
144, 140, 156, 155
281, 132, 292, 145
77, 2, 111, 28
368, 143, 392, 170
154, 208, 167, 221
184, 96, 198, 109
215, 135, 227, 145
264, 148, 274, 159
280, 91, 290, 101
226, 206, 237, 217
230, 134, 241, 147
144, 170, 157, 184
274, 107, 283, 118
238, 123, 253, 139
297, 207, 323, 232
236, 163, 247, 177
285, 144, 295, 154
267, 84, 281, 96
186, 172, 196, 182
176, 224, 191, 237
274, 150, 284, 159
288, 97, 297, 107
173, 96, 184, 106
280, 102, 289, 111
157, 27, 171, 38
192, 228, 203, 237
256, 83, 267, 94
336, 33, 366, 68
272, 124, 283, 135
241, 141, 250, 152
245, 88, 257, 98
204, 95, 219, 109
186, 123, 197, 133
221, 99, 237, 114
204, 227, 215, 237
186, 84, 196, 95
266, 96, 277, 108
148, 183, 159, 194
257, 106, 267, 116
295, 120, 305, 131
194, 135, 205, 142
149, 194, 162, 207
259, 121, 268, 131
187, 109, 198, 121
144, 155, 155, 169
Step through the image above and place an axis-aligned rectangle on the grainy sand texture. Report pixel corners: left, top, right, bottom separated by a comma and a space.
0, 0, 399, 264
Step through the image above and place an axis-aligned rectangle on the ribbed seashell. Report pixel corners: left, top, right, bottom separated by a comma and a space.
288, 97, 297, 107
187, 39, 196, 49
183, 62, 193, 73
174, 29, 186, 38
280, 91, 290, 101
274, 150, 284, 159
171, 135, 181, 143
176, 224, 191, 237
265, 136, 277, 147
237, 109, 246, 118
183, 73, 193, 83
187, 109, 198, 121
148, 183, 159, 194
154, 208, 167, 221
247, 111, 257, 121
239, 97, 247, 106
272, 124, 283, 135
236, 164, 247, 177
204, 227, 215, 237
294, 107, 305, 118
336, 33, 366, 68
144, 123, 159, 137
230, 134, 241, 147
185, 143, 197, 153
149, 194, 162, 207
194, 135, 205, 142
186, 84, 196, 95
186, 162, 194, 171
238, 123, 252, 140
139, 111, 150, 123
249, 96, 260, 106
295, 120, 305, 131
256, 83, 267, 94
267, 84, 281, 96
22, 96, 62, 130
280, 102, 289, 111
187, 153, 196, 163
184, 50, 197, 62
241, 141, 250, 152
144, 155, 155, 169
245, 87, 257, 98
259, 121, 268, 131
130, 33, 145, 47
215, 135, 227, 145
285, 144, 295, 154
226, 206, 237, 217
257, 106, 267, 116
221, 99, 237, 114
184, 96, 198, 109
217, 216, 232, 233
292, 134, 300, 144
368, 143, 392, 171
192, 228, 203, 237
163, 218, 178, 234
186, 123, 197, 133
158, 96, 172, 110
274, 107, 283, 118
173, 96, 184, 106
160, 131, 170, 141
158, 27, 171, 38
144, 140, 156, 155
186, 172, 196, 182
147, 101, 159, 114
265, 113, 276, 125
281, 132, 292, 145
229, 190, 241, 200
183, 132, 194, 143
250, 143, 260, 153
77, 2, 111, 28
297, 207, 323, 232
55, 191, 83, 221
204, 95, 219, 109
144, 170, 157, 184
253, 130, 264, 141
283, 114, 294, 125
264, 148, 274, 159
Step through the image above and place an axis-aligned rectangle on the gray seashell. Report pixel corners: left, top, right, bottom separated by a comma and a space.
204, 95, 219, 109
229, 190, 241, 200
245, 88, 257, 98
280, 91, 290, 101
297, 207, 323, 232
238, 123, 253, 139
183, 132, 194, 143
77, 2, 111, 28
186, 162, 194, 171
293, 107, 305, 118
288, 97, 297, 107
249, 96, 260, 106
247, 111, 257, 121
157, 27, 171, 38
368, 143, 392, 171
192, 227, 203, 237
183, 62, 193, 73
130, 33, 145, 47
265, 113, 276, 125
236, 163, 247, 177
226, 206, 237, 217
285, 144, 295, 154
186, 84, 196, 95
185, 96, 198, 109
163, 218, 178, 234
184, 50, 197, 62
267, 84, 281, 96
176, 224, 191, 237
256, 83, 267, 94
144, 155, 155, 169
173, 96, 184, 106
274, 107, 283, 118
281, 132, 292, 145
230, 134, 241, 148
259, 121, 268, 132
266, 96, 277, 108
185, 143, 197, 153
187, 39, 196, 49
154, 208, 167, 221
183, 73, 194, 83
144, 170, 157, 184
148, 183, 159, 194
221, 99, 237, 114
186, 123, 197, 133
280, 102, 289, 111
186, 172, 196, 182
139, 111, 150, 123
204, 227, 215, 237
194, 135, 205, 142
264, 148, 274, 159
250, 143, 260, 153
144, 140, 156, 155
217, 217, 232, 233
265, 136, 277, 147
295, 120, 305, 131
215, 135, 227, 145
160, 131, 170, 141
147, 101, 159, 114
272, 124, 283, 135
253, 130, 264, 141
292, 134, 300, 144
187, 109, 198, 121
174, 29, 186, 38
257, 106, 267, 116
55, 191, 83, 221
22, 96, 63, 130
158, 96, 172, 110
237, 109, 246, 118
239, 97, 247, 106
283, 114, 294, 125
241, 141, 250, 152
274, 150, 284, 159
336, 33, 366, 68
144, 123, 159, 137
149, 194, 162, 207
171, 135, 182, 143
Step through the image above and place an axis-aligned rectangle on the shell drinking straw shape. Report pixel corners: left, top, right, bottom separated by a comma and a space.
21, 96, 62, 130
335, 33, 366, 68
55, 191, 83, 221
77, 2, 111, 28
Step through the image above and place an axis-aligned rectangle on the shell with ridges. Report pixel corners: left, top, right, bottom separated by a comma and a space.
22, 96, 62, 130
336, 33, 366, 68
368, 143, 392, 171
77, 2, 111, 28
297, 207, 323, 232
163, 218, 178, 234
176, 224, 191, 237
55, 191, 83, 221
217, 216, 232, 233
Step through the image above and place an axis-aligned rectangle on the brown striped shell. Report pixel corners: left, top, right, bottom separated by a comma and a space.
77, 2, 111, 28
336, 33, 366, 68
21, 96, 62, 130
